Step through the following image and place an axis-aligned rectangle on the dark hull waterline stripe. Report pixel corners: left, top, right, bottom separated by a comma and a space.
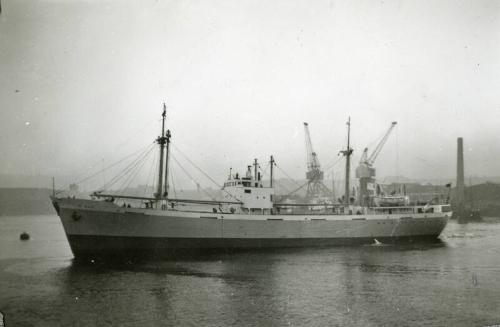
66, 234, 443, 259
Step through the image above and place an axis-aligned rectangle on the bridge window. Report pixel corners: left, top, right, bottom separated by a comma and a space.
245, 189, 251, 194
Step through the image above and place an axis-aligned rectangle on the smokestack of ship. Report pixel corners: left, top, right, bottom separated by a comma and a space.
455, 137, 465, 222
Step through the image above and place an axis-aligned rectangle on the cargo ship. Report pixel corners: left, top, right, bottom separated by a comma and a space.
51, 107, 451, 259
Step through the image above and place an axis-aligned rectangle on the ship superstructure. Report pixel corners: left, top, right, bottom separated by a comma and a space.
221, 160, 274, 214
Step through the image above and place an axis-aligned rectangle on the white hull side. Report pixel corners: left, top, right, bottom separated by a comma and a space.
52, 198, 450, 257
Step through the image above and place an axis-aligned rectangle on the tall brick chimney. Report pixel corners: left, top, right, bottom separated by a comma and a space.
456, 137, 465, 221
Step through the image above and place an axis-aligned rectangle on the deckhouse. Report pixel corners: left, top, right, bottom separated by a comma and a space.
222, 160, 274, 214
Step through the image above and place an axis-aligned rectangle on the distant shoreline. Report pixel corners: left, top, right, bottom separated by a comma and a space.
1, 183, 499, 217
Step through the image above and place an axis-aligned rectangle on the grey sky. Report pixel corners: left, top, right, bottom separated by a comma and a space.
1, 0, 499, 190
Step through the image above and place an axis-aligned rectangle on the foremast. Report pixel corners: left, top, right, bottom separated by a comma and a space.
155, 103, 171, 207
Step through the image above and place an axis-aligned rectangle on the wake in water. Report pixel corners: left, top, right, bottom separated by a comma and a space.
364, 238, 390, 247
447, 233, 478, 238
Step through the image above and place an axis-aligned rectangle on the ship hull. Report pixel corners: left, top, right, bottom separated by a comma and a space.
66, 234, 444, 259
53, 198, 450, 259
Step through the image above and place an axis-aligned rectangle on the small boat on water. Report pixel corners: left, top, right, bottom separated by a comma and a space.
51, 107, 451, 259
20, 231, 30, 241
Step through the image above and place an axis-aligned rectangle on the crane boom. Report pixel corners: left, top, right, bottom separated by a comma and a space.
304, 122, 320, 170
366, 121, 397, 165
303, 122, 325, 200
356, 121, 397, 206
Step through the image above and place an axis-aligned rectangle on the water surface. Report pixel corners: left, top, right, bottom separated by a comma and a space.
1, 215, 499, 326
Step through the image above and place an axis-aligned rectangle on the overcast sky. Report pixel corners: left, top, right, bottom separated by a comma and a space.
1, 0, 499, 190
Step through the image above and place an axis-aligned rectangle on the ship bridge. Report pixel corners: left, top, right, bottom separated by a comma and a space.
222, 160, 274, 214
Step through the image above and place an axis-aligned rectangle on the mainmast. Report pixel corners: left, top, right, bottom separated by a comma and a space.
155, 103, 167, 201
269, 155, 275, 188
331, 172, 336, 204
254, 158, 258, 182
163, 129, 171, 199
340, 117, 353, 206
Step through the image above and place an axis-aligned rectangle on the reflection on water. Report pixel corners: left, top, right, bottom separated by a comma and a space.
1, 215, 500, 326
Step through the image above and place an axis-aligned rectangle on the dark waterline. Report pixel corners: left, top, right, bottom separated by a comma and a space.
1, 215, 500, 326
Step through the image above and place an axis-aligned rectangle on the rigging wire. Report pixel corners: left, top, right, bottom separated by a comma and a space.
272, 162, 309, 197
395, 123, 400, 185
272, 162, 312, 197
322, 155, 344, 172
60, 118, 159, 188
76, 143, 153, 190
110, 146, 155, 194
143, 148, 158, 197
117, 147, 155, 195
99, 143, 156, 191
273, 179, 293, 194
172, 144, 223, 188
151, 152, 159, 199
274, 164, 302, 188
260, 162, 270, 178
57, 143, 155, 194
169, 166, 177, 199
171, 144, 241, 202
170, 153, 217, 201
284, 181, 309, 197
